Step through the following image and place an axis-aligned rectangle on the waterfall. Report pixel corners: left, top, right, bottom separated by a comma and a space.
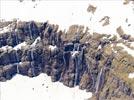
95, 68, 105, 94
74, 56, 79, 86
29, 23, 33, 39
15, 32, 19, 45
30, 61, 35, 77
13, 27, 19, 45
73, 43, 80, 51
30, 50, 34, 61
16, 63, 19, 74
90, 70, 95, 90
73, 43, 81, 86
30, 50, 35, 76
79, 48, 83, 64
63, 52, 67, 66
15, 50, 19, 74
74, 48, 84, 86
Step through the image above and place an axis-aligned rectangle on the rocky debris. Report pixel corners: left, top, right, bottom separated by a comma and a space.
87, 4, 97, 14
125, 18, 128, 23
123, 0, 131, 5
0, 20, 134, 100
116, 26, 134, 51
99, 16, 110, 26
123, 0, 134, 5
116, 26, 134, 41
116, 26, 126, 38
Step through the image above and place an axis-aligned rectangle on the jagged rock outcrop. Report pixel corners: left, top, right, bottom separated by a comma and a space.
0, 20, 134, 100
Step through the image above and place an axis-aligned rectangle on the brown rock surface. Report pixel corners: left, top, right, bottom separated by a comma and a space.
0, 21, 134, 100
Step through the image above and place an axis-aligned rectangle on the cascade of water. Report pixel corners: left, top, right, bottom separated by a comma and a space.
95, 68, 105, 94
90, 70, 95, 90
77, 44, 80, 51
74, 60, 78, 86
29, 23, 33, 39
73, 43, 80, 86
63, 52, 67, 66
14, 31, 19, 45
74, 47, 84, 86
73, 43, 79, 51
0, 36, 2, 47
80, 48, 83, 62
12, 21, 18, 45
15, 50, 19, 74
30, 50, 35, 76
56, 32, 59, 44
74, 56, 79, 86
30, 61, 35, 77
30, 50, 34, 61
16, 63, 19, 74
75, 32, 80, 42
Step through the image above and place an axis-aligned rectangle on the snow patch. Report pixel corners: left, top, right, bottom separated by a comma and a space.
48, 45, 57, 52
13, 42, 27, 50
98, 45, 101, 50
71, 51, 79, 57
128, 72, 134, 78
19, 62, 22, 65
31, 36, 41, 47
0, 45, 13, 51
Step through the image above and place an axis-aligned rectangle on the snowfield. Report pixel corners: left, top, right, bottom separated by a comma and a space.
0, 74, 92, 100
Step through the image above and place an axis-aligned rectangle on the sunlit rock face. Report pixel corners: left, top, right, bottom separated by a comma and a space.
0, 21, 134, 100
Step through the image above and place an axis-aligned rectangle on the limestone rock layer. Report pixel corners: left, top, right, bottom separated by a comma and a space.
0, 21, 134, 100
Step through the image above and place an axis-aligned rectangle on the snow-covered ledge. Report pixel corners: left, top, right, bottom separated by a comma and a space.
13, 41, 27, 50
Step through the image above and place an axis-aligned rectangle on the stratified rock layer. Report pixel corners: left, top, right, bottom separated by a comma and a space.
0, 21, 134, 100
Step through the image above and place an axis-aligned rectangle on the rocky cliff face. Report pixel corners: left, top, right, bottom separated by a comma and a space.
0, 20, 134, 100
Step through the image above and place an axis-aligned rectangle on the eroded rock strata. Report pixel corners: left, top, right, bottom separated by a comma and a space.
0, 21, 134, 100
